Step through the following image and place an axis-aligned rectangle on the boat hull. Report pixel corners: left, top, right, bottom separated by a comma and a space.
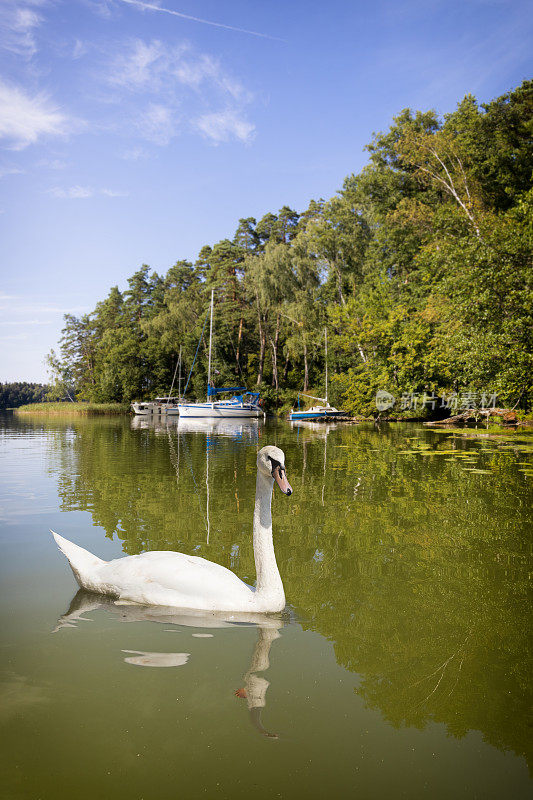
131, 402, 180, 416
289, 405, 346, 421
289, 411, 326, 420
178, 402, 261, 419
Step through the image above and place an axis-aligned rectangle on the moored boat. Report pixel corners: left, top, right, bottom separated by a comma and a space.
131, 397, 180, 416
178, 389, 262, 418
178, 290, 263, 419
289, 328, 346, 421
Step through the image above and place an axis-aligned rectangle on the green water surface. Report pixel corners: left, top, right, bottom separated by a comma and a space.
0, 413, 532, 799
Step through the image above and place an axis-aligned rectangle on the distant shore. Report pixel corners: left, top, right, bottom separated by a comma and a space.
14, 402, 130, 416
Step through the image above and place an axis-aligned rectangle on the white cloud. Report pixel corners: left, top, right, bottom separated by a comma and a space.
0, 1, 46, 59
105, 38, 255, 146
72, 38, 89, 59
136, 103, 177, 145
81, 0, 115, 19
101, 187, 128, 197
36, 158, 67, 169
119, 146, 149, 160
0, 163, 24, 179
196, 109, 255, 145
107, 38, 249, 99
173, 52, 250, 101
109, 39, 167, 90
48, 185, 93, 199
0, 295, 87, 315
0, 333, 28, 341
0, 79, 77, 150
47, 185, 128, 199
0, 319, 50, 326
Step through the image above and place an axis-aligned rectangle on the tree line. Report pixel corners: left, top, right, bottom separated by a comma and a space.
0, 382, 49, 410
47, 80, 533, 414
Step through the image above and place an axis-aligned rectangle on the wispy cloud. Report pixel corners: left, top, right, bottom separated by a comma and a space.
81, 0, 115, 20
105, 38, 254, 145
48, 185, 93, 199
0, 319, 51, 326
0, 163, 24, 179
36, 157, 67, 169
47, 185, 128, 198
0, 1, 47, 59
101, 187, 128, 196
118, 0, 284, 42
0, 333, 29, 342
108, 38, 250, 100
0, 294, 88, 315
135, 102, 177, 145
196, 109, 255, 145
0, 79, 78, 150
108, 38, 165, 90
72, 38, 89, 59
119, 145, 149, 160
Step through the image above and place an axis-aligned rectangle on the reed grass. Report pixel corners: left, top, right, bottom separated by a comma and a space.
14, 402, 130, 416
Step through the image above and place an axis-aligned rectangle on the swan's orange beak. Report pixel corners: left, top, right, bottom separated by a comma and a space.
273, 464, 292, 496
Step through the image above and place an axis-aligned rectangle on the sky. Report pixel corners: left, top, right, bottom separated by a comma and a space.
0, 0, 531, 383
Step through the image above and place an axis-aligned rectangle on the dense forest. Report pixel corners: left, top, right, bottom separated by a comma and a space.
47, 80, 533, 415
0, 382, 48, 410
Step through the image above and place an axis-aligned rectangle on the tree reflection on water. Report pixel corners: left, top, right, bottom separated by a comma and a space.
34, 414, 533, 772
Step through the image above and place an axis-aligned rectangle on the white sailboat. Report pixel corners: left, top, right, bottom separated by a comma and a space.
178, 290, 263, 419
289, 328, 346, 421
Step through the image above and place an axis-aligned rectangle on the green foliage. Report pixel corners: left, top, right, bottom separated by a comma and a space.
0, 382, 48, 409
46, 81, 533, 414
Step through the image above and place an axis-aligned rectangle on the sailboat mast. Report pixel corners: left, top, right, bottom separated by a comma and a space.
167, 352, 180, 403
324, 327, 328, 406
207, 289, 214, 401
178, 344, 182, 400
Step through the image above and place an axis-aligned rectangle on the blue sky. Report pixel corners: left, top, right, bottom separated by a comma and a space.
1, 0, 531, 383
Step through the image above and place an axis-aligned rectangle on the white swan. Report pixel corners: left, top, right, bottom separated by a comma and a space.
51, 445, 292, 613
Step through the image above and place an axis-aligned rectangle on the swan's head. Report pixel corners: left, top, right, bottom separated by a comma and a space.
257, 446, 292, 496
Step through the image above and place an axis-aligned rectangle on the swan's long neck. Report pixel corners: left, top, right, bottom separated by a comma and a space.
253, 471, 285, 610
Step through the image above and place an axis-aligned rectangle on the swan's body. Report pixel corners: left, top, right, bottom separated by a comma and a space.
52, 445, 292, 613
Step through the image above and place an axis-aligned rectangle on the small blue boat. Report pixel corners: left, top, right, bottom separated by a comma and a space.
289, 397, 345, 421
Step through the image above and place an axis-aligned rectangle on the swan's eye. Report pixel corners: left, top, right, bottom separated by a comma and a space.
267, 456, 284, 476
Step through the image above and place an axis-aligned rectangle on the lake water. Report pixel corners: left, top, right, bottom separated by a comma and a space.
1, 412, 532, 799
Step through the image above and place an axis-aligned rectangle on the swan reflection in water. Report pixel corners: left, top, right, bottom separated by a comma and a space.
54, 589, 283, 739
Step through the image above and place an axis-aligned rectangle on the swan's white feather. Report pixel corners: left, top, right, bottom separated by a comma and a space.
95, 550, 255, 610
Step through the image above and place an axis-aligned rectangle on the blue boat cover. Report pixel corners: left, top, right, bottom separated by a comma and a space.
207, 386, 260, 402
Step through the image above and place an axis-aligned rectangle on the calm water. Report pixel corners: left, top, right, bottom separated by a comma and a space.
1, 412, 532, 799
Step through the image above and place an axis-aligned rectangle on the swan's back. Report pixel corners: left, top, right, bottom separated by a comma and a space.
97, 550, 255, 610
